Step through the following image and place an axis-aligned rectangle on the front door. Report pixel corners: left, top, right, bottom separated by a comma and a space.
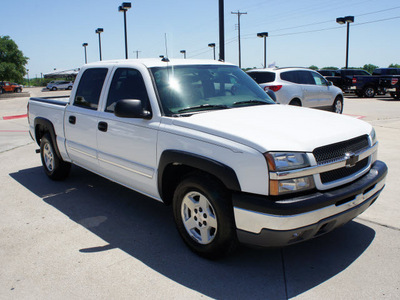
96, 67, 159, 197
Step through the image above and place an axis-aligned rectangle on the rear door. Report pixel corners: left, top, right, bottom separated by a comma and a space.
64, 67, 109, 172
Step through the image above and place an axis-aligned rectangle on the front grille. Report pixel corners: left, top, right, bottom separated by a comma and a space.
313, 135, 369, 164
313, 135, 370, 184
320, 157, 369, 184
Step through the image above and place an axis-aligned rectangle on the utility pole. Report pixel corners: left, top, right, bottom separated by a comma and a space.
231, 10, 247, 68
133, 50, 141, 59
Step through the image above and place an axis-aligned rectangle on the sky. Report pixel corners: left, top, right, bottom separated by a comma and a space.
1, 0, 399, 79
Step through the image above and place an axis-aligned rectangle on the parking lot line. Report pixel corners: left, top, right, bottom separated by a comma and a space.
3, 114, 28, 120
2, 114, 28, 120
344, 114, 365, 119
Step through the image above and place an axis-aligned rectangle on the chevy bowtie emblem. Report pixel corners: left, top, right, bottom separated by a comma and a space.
344, 152, 358, 168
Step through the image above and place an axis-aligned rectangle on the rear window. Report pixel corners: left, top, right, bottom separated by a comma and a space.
247, 71, 276, 83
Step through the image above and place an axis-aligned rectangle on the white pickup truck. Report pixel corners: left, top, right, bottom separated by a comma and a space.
28, 58, 387, 258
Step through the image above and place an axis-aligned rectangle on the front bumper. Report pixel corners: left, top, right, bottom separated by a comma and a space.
233, 160, 387, 247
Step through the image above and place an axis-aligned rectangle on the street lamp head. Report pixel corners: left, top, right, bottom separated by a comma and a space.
257, 32, 268, 38
119, 2, 131, 11
208, 43, 216, 48
336, 17, 345, 25
122, 2, 131, 9
82, 43, 88, 47
345, 16, 354, 23
180, 50, 186, 54
96, 28, 104, 34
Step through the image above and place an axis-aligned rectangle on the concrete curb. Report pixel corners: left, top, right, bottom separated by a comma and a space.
0, 92, 30, 99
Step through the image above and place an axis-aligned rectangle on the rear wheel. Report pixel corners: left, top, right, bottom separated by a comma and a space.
363, 86, 375, 98
332, 96, 343, 114
173, 173, 237, 259
40, 133, 71, 180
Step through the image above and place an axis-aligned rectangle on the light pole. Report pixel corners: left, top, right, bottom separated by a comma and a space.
119, 2, 131, 59
27, 69, 30, 86
208, 43, 216, 60
180, 50, 186, 59
257, 32, 268, 68
82, 43, 88, 64
95, 28, 104, 61
336, 16, 354, 69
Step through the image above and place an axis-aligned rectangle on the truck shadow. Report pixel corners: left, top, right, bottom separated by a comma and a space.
10, 166, 376, 299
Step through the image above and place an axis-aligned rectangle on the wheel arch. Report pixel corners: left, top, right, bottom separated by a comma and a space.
289, 98, 302, 106
34, 117, 62, 158
158, 150, 241, 205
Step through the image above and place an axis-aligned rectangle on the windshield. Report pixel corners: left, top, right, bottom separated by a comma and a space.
150, 65, 274, 116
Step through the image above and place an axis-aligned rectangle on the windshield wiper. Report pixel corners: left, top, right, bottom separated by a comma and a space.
178, 104, 229, 113
233, 100, 270, 106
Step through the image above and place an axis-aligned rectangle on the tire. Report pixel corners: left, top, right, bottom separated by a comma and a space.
355, 90, 363, 98
40, 133, 71, 180
332, 96, 343, 114
289, 99, 302, 106
51, 87, 57, 91
363, 86, 375, 98
67, 86, 72, 90
172, 173, 237, 259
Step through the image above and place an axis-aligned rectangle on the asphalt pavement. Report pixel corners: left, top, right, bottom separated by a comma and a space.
0, 88, 399, 299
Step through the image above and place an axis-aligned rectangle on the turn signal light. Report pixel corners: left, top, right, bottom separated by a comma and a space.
391, 78, 398, 85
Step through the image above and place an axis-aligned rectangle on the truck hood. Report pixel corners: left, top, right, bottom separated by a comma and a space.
170, 105, 372, 153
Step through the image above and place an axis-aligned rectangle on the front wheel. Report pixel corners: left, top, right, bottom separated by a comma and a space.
332, 96, 343, 114
173, 173, 237, 259
40, 133, 71, 180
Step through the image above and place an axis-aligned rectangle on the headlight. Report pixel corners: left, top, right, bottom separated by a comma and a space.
370, 128, 378, 163
370, 128, 377, 145
265, 152, 310, 171
265, 152, 315, 196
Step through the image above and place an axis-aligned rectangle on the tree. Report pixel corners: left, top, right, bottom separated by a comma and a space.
321, 66, 339, 70
0, 36, 28, 83
308, 65, 318, 70
388, 63, 400, 68
362, 64, 378, 74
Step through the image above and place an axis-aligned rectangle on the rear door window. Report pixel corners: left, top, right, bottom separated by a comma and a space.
74, 68, 108, 110
280, 71, 297, 83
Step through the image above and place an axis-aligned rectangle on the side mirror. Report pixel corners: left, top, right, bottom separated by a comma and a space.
114, 99, 152, 119
328, 81, 333, 86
